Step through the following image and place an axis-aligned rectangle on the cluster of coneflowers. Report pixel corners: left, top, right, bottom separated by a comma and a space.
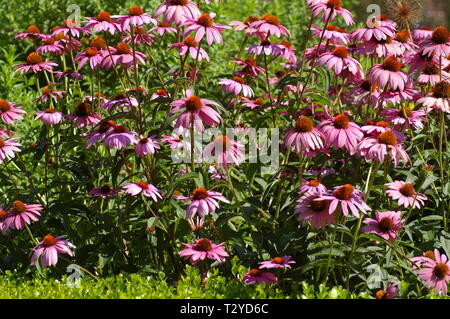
1, 0, 450, 296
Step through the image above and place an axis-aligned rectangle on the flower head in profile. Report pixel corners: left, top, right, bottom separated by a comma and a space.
317, 46, 363, 80
284, 116, 325, 153
232, 57, 266, 77
169, 90, 221, 132
295, 191, 335, 229
259, 256, 296, 269
154, 0, 201, 27
15, 25, 47, 40
417, 81, 450, 113
0, 137, 21, 164
249, 14, 290, 38
312, 25, 350, 44
122, 181, 162, 202
309, 0, 354, 26
319, 184, 371, 218
101, 43, 146, 69
299, 178, 328, 194
149, 21, 177, 36
168, 36, 210, 62
0, 99, 26, 125
36, 38, 64, 55
247, 39, 282, 56
51, 19, 88, 38
178, 238, 228, 264
103, 125, 138, 149
385, 181, 427, 209
382, 106, 426, 130
183, 13, 230, 46
411, 249, 450, 295
202, 135, 245, 169
4, 201, 42, 230
0, 208, 8, 234
66, 102, 101, 128
35, 108, 63, 125
15, 52, 58, 74
135, 135, 160, 157
174, 187, 229, 219
421, 26, 450, 58
84, 11, 120, 34
219, 77, 254, 97
89, 184, 119, 199
368, 56, 410, 91
374, 282, 399, 299
243, 269, 277, 285
113, 6, 157, 31
363, 211, 404, 242
31, 235, 75, 268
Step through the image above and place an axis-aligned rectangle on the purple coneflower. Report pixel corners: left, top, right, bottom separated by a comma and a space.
135, 136, 160, 157
0, 99, 26, 124
54, 69, 83, 81
168, 36, 210, 62
259, 256, 296, 269
36, 38, 64, 55
284, 116, 325, 153
35, 85, 65, 104
249, 14, 290, 38
417, 81, 450, 113
66, 102, 101, 128
52, 19, 88, 38
421, 26, 450, 58
317, 46, 363, 80
174, 187, 229, 219
122, 27, 155, 46
295, 191, 335, 229
183, 13, 230, 46
247, 39, 282, 56
368, 56, 410, 91
363, 211, 404, 242
219, 77, 254, 97
15, 52, 58, 74
0, 137, 21, 164
243, 269, 277, 285
153, 0, 201, 27
382, 106, 426, 130
202, 135, 245, 169
122, 181, 162, 202
319, 184, 371, 218
15, 25, 47, 40
4, 201, 42, 230
411, 249, 450, 295
385, 181, 427, 209
149, 21, 177, 36
89, 184, 119, 199
232, 57, 266, 77
312, 25, 350, 44
84, 11, 120, 34
299, 178, 328, 194
309, 0, 354, 26
113, 6, 157, 31
103, 125, 138, 149
31, 235, 75, 268
101, 42, 146, 69
35, 108, 63, 125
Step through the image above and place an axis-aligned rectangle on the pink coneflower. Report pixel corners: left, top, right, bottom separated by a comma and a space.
283, 116, 325, 153
243, 269, 277, 285
240, 97, 268, 109
356, 129, 410, 167
54, 69, 83, 81
169, 90, 221, 132
113, 6, 157, 31
15, 25, 47, 40
229, 16, 260, 37
168, 36, 209, 62
35, 85, 65, 104
183, 13, 230, 45
249, 14, 290, 38
295, 192, 335, 229
276, 41, 297, 65
247, 39, 282, 56
382, 107, 426, 130
0, 128, 13, 139
411, 249, 450, 295
259, 256, 296, 269
35, 108, 63, 125
174, 187, 229, 219
15, 52, 58, 74
36, 38, 64, 55
0, 137, 21, 163
187, 216, 205, 232
84, 11, 120, 34
101, 43, 146, 69
356, 38, 403, 58
421, 26, 450, 58
378, 85, 419, 107
219, 77, 254, 97
0, 99, 26, 125
66, 102, 101, 128
162, 127, 190, 150
150, 89, 171, 101
232, 57, 266, 77
311, 25, 350, 44
361, 120, 391, 136
202, 135, 245, 169
0, 208, 8, 234
344, 79, 379, 108
375, 282, 399, 299
317, 113, 363, 155
122, 181, 162, 201
368, 56, 410, 91
135, 136, 160, 157
84, 120, 117, 148
309, 0, 354, 26
412, 26, 433, 42
299, 178, 328, 194
209, 165, 226, 180
393, 30, 418, 56
350, 20, 395, 41
149, 21, 177, 36
103, 125, 138, 149
4, 200, 42, 230
363, 211, 404, 242
89, 184, 119, 199
154, 0, 201, 26
74, 47, 105, 70
385, 181, 427, 209
319, 184, 371, 218
417, 81, 450, 113
179, 238, 228, 264
52, 19, 88, 38
317, 46, 363, 80
103, 93, 139, 112
30, 235, 75, 268
417, 62, 450, 86
122, 27, 155, 46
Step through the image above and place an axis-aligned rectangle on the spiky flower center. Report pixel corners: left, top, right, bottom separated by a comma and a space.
326, 25, 336, 31
98, 120, 116, 133
129, 6, 144, 16
0, 209, 7, 220
395, 30, 410, 43
85, 47, 98, 56
183, 36, 198, 47
423, 62, 440, 75
375, 289, 386, 299
53, 32, 66, 41
157, 89, 169, 97
249, 269, 262, 276
245, 57, 257, 66
44, 108, 57, 114
11, 200, 26, 214
308, 179, 320, 187
100, 184, 112, 194
399, 107, 413, 118
382, 56, 402, 72
310, 199, 327, 212
376, 37, 393, 45
424, 250, 436, 260
134, 27, 146, 35
185, 95, 202, 112
377, 130, 397, 146
295, 116, 314, 132
272, 257, 284, 264
96, 11, 112, 22
64, 19, 77, 28
194, 238, 212, 252
433, 263, 449, 280
171, 0, 189, 5
262, 14, 280, 26
378, 217, 394, 232
333, 46, 349, 58
113, 125, 126, 133
42, 235, 57, 247
26, 52, 43, 65
90, 36, 107, 50
27, 25, 41, 34
399, 183, 415, 197
158, 21, 171, 27
431, 26, 450, 45
332, 114, 350, 129
361, 80, 371, 91
192, 187, 209, 200
137, 182, 149, 190
74, 102, 91, 116
432, 81, 450, 98
335, 184, 354, 200
0, 99, 11, 112
254, 98, 265, 105
233, 76, 245, 84
327, 0, 342, 10
376, 121, 390, 128
114, 93, 127, 100
0, 139, 5, 148
116, 43, 131, 55
281, 41, 292, 48
245, 16, 259, 25
197, 13, 214, 27
139, 137, 149, 144
43, 38, 55, 45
